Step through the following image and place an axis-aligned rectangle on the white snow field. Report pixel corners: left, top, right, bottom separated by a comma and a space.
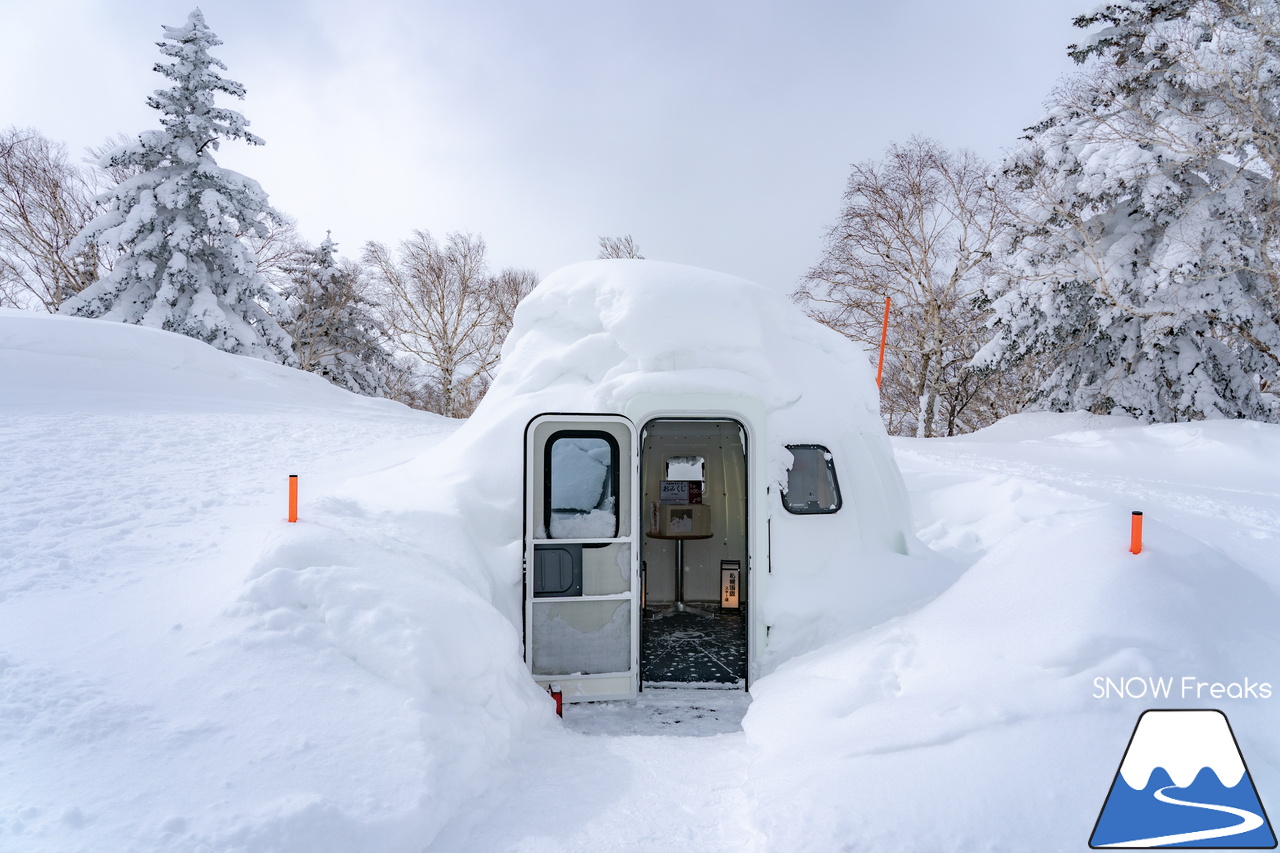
3, 306, 1280, 852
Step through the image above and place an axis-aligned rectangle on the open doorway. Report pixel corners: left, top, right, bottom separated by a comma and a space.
639, 418, 748, 688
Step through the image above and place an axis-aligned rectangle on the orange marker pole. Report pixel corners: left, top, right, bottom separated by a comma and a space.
876, 296, 891, 389
1130, 511, 1142, 554
288, 475, 299, 523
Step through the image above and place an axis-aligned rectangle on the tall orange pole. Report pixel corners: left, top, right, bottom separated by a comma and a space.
1130, 511, 1143, 554
288, 475, 299, 523
876, 296, 891, 388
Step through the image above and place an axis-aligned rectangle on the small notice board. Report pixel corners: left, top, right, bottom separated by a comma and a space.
720, 560, 741, 609
659, 480, 703, 504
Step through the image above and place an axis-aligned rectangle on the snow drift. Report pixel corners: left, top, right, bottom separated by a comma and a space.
1, 307, 553, 851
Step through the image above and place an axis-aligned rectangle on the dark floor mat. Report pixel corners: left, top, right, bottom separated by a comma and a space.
641, 607, 746, 684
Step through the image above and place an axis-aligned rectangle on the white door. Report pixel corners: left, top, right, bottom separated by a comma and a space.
524, 414, 639, 702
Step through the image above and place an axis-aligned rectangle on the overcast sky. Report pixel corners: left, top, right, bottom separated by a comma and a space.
2, 0, 1089, 291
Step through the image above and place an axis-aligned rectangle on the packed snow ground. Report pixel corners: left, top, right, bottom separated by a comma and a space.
3, 309, 1279, 852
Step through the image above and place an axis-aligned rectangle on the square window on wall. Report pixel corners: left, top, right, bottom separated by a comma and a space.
782, 444, 842, 514
665, 455, 705, 481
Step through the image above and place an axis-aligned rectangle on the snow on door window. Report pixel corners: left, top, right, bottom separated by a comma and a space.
782, 444, 842, 514
548, 434, 618, 538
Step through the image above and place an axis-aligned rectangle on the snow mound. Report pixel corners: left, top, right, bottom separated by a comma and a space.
951, 410, 1139, 442
336, 261, 941, 655
1, 311, 527, 851
915, 473, 1103, 556
746, 508, 1280, 849
0, 308, 404, 414
740, 415, 1280, 849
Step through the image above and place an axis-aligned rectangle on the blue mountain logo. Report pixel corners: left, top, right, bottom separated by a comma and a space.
1091, 709, 1276, 848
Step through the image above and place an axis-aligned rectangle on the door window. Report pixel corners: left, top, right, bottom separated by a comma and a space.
547, 432, 620, 538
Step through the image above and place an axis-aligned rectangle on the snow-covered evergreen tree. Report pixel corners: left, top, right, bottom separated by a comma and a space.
280, 234, 393, 397
61, 9, 295, 365
975, 0, 1280, 422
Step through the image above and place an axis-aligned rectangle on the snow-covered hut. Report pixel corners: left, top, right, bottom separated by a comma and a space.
441, 260, 930, 702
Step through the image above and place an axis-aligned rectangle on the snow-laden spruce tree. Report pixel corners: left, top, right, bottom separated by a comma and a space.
61, 9, 295, 365
974, 0, 1280, 422
280, 234, 393, 396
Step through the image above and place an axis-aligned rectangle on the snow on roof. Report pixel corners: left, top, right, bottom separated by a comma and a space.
486, 259, 884, 432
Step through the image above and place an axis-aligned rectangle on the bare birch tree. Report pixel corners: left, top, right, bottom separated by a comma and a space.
365, 230, 536, 417
83, 134, 145, 195
795, 136, 1028, 436
244, 213, 304, 288
597, 235, 644, 259
0, 127, 101, 311
485, 267, 539, 355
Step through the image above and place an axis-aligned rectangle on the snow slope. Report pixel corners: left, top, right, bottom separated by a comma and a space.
4, 309, 1279, 851
1, 310, 552, 851
743, 414, 1280, 850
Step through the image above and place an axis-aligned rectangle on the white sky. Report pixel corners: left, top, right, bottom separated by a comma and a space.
1, 0, 1088, 290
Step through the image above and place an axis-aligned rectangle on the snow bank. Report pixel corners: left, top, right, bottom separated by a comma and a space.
743, 413, 1280, 849
0, 310, 556, 852
745, 513, 1280, 847
423, 411, 1280, 849
233, 505, 556, 846
946, 410, 1140, 442
0, 308, 402, 414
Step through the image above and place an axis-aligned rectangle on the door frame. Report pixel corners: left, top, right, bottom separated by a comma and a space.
637, 415, 752, 689
522, 413, 641, 702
